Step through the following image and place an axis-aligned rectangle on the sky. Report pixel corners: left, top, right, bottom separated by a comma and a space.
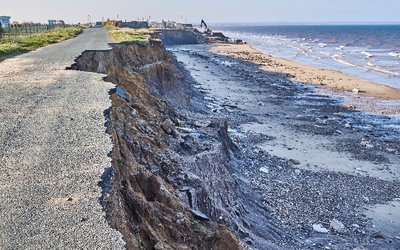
2, 0, 400, 24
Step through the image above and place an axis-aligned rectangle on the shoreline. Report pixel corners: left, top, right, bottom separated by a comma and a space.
210, 43, 400, 114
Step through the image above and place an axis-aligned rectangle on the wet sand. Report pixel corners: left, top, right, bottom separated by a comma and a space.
211, 44, 400, 114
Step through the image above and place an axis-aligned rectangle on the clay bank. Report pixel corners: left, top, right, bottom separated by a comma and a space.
68, 28, 400, 249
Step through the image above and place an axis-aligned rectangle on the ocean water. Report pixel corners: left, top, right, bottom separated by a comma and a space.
214, 25, 400, 89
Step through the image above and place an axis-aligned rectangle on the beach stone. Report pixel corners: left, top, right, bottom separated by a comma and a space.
194, 120, 212, 128
373, 231, 385, 239
352, 88, 360, 93
360, 139, 374, 149
330, 219, 346, 233
259, 167, 269, 174
258, 101, 264, 106
161, 119, 174, 135
313, 224, 329, 233
346, 104, 357, 109
344, 123, 351, 128
289, 159, 301, 165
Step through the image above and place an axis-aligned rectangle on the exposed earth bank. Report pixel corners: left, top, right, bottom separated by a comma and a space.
70, 35, 400, 249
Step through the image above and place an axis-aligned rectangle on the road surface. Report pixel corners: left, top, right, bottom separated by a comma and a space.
0, 29, 125, 249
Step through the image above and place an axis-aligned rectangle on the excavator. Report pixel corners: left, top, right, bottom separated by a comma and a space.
200, 19, 210, 33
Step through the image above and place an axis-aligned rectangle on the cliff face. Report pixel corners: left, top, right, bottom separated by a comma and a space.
69, 43, 243, 249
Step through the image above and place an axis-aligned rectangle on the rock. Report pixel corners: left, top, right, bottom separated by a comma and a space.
352, 88, 360, 93
176, 119, 185, 126
330, 219, 346, 233
360, 139, 374, 149
161, 119, 174, 135
289, 159, 301, 165
177, 127, 192, 133
176, 212, 184, 219
191, 209, 210, 221
313, 224, 329, 233
294, 169, 301, 175
257, 101, 264, 106
194, 120, 212, 128
259, 167, 269, 174
363, 196, 370, 203
373, 231, 385, 239
346, 104, 357, 109
269, 94, 278, 99
344, 123, 351, 128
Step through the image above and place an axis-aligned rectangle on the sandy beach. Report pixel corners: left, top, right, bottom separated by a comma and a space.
211, 44, 400, 108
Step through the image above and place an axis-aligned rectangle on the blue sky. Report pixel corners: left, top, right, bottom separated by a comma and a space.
2, 0, 400, 24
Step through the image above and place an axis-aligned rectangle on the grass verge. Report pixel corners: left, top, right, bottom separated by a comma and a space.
107, 27, 156, 43
0, 26, 83, 58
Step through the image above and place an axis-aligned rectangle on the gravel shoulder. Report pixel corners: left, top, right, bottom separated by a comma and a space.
0, 29, 125, 249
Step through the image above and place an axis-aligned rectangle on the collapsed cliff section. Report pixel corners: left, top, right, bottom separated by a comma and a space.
69, 42, 284, 249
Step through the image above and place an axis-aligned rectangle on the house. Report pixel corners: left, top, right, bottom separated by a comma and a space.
0, 16, 11, 30
48, 20, 65, 27
118, 21, 149, 29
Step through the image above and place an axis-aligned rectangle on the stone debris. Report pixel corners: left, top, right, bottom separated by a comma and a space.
194, 120, 212, 128
313, 224, 329, 233
190, 209, 210, 221
330, 219, 346, 233
161, 119, 174, 135
360, 139, 374, 149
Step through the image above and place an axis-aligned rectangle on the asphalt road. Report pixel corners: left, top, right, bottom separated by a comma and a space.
0, 29, 125, 249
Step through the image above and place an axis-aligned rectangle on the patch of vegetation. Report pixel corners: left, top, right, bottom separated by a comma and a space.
107, 27, 156, 43
0, 26, 83, 57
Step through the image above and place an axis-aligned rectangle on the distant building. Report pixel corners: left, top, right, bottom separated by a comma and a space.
48, 20, 65, 27
0, 16, 11, 30
103, 19, 119, 27
176, 23, 193, 30
118, 21, 149, 29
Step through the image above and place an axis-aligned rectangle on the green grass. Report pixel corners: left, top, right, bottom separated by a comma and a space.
0, 26, 83, 57
107, 27, 156, 43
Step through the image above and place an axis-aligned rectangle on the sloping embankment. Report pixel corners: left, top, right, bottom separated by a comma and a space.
69, 41, 285, 249
69, 42, 241, 249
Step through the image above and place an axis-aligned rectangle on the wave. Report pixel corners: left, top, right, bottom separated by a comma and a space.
388, 52, 400, 58
361, 51, 374, 58
331, 54, 356, 67
336, 45, 346, 50
364, 63, 400, 76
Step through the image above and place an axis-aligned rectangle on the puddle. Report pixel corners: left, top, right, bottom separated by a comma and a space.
365, 200, 400, 238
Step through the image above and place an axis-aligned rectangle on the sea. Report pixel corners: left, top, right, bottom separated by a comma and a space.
214, 24, 400, 89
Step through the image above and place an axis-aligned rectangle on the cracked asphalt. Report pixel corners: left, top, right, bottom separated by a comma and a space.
0, 29, 125, 249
